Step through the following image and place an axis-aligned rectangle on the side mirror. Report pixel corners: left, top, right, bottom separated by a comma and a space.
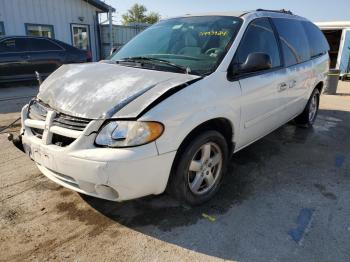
239, 52, 272, 74
110, 47, 117, 56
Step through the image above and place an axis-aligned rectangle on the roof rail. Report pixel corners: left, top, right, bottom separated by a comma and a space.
256, 9, 294, 15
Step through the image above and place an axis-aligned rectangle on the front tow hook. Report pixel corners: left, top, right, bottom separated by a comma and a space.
8, 133, 25, 153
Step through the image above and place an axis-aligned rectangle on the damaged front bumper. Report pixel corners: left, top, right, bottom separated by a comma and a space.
17, 104, 176, 201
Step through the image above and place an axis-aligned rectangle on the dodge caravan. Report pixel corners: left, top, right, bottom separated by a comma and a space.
13, 9, 330, 205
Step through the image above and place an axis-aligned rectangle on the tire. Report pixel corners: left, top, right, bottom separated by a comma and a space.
295, 88, 320, 127
167, 130, 229, 206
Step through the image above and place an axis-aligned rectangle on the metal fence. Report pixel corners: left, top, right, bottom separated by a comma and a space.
100, 24, 149, 59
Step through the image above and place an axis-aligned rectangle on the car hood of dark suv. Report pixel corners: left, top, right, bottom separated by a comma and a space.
37, 62, 201, 119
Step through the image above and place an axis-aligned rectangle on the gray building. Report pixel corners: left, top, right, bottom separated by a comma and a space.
0, 0, 114, 61
100, 24, 148, 58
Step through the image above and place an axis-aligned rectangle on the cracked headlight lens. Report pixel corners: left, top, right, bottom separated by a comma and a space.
95, 121, 164, 148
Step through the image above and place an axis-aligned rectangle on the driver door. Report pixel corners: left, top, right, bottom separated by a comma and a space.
233, 18, 288, 149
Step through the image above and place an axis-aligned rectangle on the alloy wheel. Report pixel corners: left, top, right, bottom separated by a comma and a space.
309, 93, 318, 123
187, 142, 223, 195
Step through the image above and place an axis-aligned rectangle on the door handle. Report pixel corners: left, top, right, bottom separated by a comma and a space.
289, 80, 297, 88
278, 82, 288, 92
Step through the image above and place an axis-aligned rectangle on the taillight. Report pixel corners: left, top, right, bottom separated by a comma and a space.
86, 50, 92, 62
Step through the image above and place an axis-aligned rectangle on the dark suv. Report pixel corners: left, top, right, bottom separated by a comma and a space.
0, 36, 92, 83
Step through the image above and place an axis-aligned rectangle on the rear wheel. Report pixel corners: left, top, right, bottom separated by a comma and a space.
167, 130, 228, 206
295, 88, 320, 127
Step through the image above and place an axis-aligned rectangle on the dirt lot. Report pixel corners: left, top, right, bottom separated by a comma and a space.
1, 81, 350, 262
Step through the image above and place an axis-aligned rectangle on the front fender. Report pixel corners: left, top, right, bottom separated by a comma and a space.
140, 73, 242, 155
156, 105, 239, 154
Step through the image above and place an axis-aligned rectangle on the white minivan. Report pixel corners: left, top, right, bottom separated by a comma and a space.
14, 9, 330, 205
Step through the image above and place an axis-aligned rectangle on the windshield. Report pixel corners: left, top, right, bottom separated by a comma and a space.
110, 16, 242, 75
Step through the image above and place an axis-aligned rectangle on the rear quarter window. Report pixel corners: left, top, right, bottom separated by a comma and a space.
302, 21, 330, 58
272, 18, 311, 67
0, 38, 26, 52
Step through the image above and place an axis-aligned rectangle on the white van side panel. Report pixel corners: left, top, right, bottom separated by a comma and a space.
283, 60, 315, 120
236, 68, 287, 149
312, 54, 329, 95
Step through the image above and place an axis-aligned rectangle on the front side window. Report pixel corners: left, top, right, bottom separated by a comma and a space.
0, 22, 5, 36
111, 16, 243, 75
272, 18, 311, 67
26, 24, 55, 38
234, 18, 281, 69
71, 24, 90, 50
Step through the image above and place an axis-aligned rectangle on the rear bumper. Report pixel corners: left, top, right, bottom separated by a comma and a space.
21, 105, 176, 201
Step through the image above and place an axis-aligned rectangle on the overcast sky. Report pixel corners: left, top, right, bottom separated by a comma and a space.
103, 0, 349, 24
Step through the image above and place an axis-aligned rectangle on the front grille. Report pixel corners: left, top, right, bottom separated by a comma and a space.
27, 100, 92, 147
28, 100, 48, 121
28, 101, 91, 131
53, 113, 91, 131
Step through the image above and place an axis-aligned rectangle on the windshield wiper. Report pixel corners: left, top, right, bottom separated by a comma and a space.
117, 56, 192, 74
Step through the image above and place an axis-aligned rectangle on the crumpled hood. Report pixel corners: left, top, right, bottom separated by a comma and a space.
38, 62, 200, 119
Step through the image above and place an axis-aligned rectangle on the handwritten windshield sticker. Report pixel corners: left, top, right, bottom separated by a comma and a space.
199, 31, 228, 37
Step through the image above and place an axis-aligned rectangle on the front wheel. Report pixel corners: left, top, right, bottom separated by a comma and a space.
167, 130, 229, 206
295, 88, 320, 127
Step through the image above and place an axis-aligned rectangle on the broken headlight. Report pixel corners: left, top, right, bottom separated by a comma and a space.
95, 121, 164, 148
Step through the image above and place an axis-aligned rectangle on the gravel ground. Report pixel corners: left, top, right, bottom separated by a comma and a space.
0, 81, 350, 262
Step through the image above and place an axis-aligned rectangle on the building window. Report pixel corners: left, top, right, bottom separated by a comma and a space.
0, 22, 5, 36
71, 24, 90, 50
25, 23, 55, 38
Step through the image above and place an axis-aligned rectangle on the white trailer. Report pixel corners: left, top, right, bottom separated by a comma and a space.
316, 21, 350, 79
